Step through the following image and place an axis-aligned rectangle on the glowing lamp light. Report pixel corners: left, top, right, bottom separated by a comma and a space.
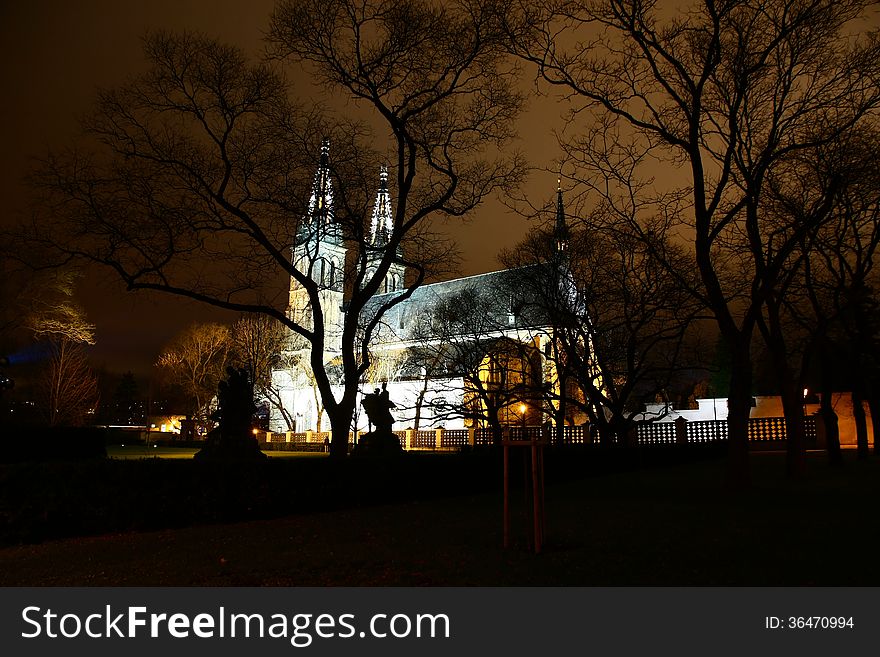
519, 404, 526, 414
252, 428, 259, 435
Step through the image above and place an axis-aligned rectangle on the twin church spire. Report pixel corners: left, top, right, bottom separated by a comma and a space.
298, 141, 393, 250
298, 142, 570, 276
296, 141, 404, 297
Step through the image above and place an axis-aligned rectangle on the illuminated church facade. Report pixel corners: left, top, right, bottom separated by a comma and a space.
269, 144, 582, 434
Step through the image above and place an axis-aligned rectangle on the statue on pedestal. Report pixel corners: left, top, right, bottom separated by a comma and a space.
194, 367, 267, 461
353, 382, 403, 457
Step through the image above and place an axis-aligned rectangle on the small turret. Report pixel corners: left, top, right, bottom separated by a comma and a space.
554, 178, 569, 256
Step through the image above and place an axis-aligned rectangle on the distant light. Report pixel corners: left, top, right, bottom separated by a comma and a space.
519, 404, 526, 414
153, 444, 157, 448
803, 388, 809, 398
121, 444, 125, 448
252, 428, 259, 435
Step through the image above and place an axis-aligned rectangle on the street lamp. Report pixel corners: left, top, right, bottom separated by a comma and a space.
519, 403, 527, 436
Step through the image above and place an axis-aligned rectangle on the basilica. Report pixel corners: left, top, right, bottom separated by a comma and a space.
269, 143, 579, 433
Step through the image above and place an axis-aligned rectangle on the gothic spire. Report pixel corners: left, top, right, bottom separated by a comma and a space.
298, 139, 339, 244
554, 178, 569, 255
369, 165, 393, 248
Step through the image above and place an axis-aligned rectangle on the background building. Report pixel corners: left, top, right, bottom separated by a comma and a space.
271, 146, 582, 433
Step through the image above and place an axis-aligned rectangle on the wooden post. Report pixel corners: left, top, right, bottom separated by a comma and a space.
674, 416, 688, 446
538, 442, 546, 538
502, 435, 547, 554
531, 440, 541, 553
503, 441, 510, 549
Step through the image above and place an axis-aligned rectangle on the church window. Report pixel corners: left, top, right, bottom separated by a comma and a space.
329, 260, 337, 288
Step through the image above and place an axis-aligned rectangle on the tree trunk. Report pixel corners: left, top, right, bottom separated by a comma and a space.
490, 416, 504, 448
725, 345, 752, 487
868, 393, 880, 458
778, 379, 807, 478
597, 419, 614, 448
556, 374, 567, 448
852, 387, 869, 460
413, 376, 430, 431
610, 414, 631, 447
818, 345, 842, 466
327, 399, 355, 459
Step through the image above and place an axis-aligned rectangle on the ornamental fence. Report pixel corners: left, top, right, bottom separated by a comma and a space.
257, 416, 817, 452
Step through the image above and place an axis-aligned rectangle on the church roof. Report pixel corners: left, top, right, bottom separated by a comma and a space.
363, 263, 560, 345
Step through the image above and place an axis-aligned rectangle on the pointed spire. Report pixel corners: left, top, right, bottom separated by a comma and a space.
370, 164, 393, 248
298, 138, 338, 243
554, 178, 569, 255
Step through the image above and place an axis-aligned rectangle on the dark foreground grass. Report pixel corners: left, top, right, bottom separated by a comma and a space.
1, 450, 878, 585
105, 445, 324, 459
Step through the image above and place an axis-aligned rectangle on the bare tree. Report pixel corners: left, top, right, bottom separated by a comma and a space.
267, 0, 525, 454
762, 128, 880, 464
500, 199, 703, 446
26, 270, 99, 426
409, 284, 543, 444
505, 0, 880, 482
23, 1, 523, 457
157, 323, 230, 428
228, 313, 296, 431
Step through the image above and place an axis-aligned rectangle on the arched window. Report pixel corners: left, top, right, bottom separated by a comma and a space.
319, 259, 326, 286
390, 273, 399, 292
329, 260, 337, 288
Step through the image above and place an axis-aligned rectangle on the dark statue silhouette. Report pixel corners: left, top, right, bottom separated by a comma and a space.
352, 382, 403, 457
194, 367, 267, 461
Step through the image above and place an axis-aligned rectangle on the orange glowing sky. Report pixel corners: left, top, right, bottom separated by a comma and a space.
1, 0, 568, 373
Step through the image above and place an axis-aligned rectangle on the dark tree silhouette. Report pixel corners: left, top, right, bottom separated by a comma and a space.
768, 129, 880, 465
505, 0, 880, 483
407, 284, 543, 445
500, 206, 704, 447
21, 1, 524, 458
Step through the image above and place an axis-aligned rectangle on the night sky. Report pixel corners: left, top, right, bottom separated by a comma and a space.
0, 0, 560, 374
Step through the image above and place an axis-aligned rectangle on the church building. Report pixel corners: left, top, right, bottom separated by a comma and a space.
270, 143, 583, 434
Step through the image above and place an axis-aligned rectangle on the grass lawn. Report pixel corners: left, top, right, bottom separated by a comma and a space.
106, 445, 327, 460
1, 450, 879, 586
